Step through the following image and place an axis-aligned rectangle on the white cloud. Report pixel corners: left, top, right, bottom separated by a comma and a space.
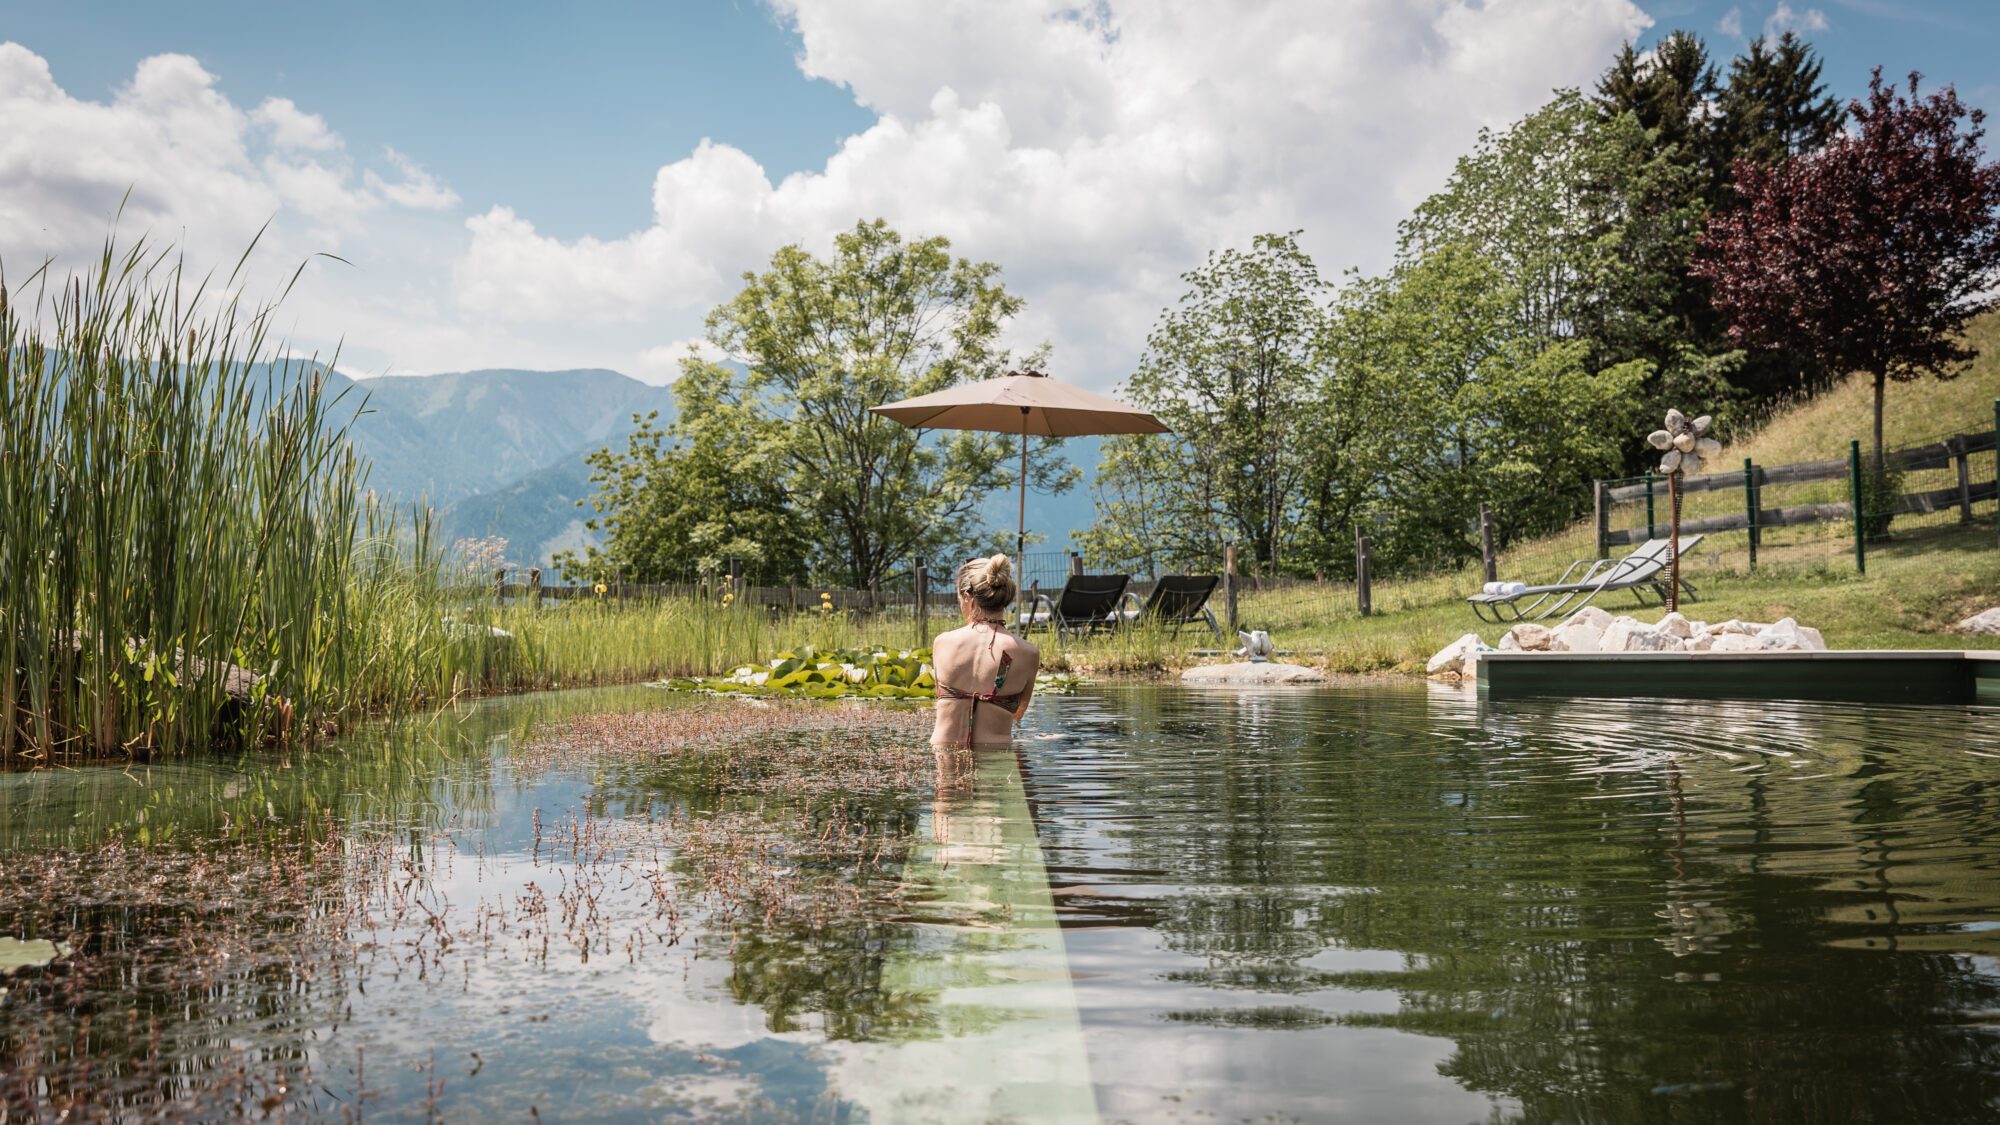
1766, 2, 1829, 36
454, 0, 1654, 385
1718, 6, 1746, 38
366, 147, 460, 210
0, 5, 1660, 385
636, 337, 731, 383
252, 96, 339, 151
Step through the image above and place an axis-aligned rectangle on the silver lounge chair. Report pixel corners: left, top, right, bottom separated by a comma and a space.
1466, 536, 1703, 624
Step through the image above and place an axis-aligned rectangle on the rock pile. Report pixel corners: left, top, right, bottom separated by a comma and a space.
1427, 607, 1829, 680
1956, 607, 2000, 636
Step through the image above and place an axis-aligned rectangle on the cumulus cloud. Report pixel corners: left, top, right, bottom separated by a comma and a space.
0, 4, 1663, 383
366, 148, 460, 210
635, 337, 732, 383
455, 0, 1653, 383
1766, 2, 1829, 36
1718, 6, 1746, 37
252, 96, 340, 151
0, 42, 455, 280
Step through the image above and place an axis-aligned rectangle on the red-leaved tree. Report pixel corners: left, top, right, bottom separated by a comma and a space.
1693, 69, 2000, 467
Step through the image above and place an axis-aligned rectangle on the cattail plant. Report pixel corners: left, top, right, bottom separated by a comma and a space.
0, 232, 369, 756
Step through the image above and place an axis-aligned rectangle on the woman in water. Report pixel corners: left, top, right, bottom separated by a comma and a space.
931, 554, 1039, 748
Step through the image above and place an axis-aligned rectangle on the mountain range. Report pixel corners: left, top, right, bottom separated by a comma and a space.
326, 367, 1101, 571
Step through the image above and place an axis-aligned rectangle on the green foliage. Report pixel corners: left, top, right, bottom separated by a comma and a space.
557, 386, 811, 584
657, 645, 939, 700
1326, 245, 1647, 567
1718, 32, 1847, 168
0, 232, 370, 755
683, 219, 1073, 588
657, 644, 1085, 700
1082, 233, 1346, 575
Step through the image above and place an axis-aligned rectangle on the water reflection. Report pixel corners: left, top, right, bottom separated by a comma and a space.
6, 682, 2000, 1121
1027, 686, 2000, 1122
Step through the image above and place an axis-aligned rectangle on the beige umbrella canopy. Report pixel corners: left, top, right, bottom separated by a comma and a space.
870, 369, 1169, 562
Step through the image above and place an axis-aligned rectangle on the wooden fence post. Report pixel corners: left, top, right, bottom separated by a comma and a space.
1593, 480, 1609, 560
1355, 528, 1372, 618
1068, 550, 1084, 578
1849, 440, 1866, 575
493, 567, 507, 607
528, 566, 542, 610
1955, 436, 1973, 524
1222, 542, 1239, 636
1478, 502, 1496, 584
1644, 472, 1657, 541
914, 557, 929, 648
1995, 398, 1999, 549
1744, 459, 1758, 570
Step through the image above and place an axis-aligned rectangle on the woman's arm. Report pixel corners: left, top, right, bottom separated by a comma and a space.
1010, 646, 1039, 720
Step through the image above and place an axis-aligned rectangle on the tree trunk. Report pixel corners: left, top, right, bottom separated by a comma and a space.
1873, 370, 1887, 471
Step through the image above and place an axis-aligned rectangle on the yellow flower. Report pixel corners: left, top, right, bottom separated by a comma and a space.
722, 592, 735, 605
594, 582, 607, 595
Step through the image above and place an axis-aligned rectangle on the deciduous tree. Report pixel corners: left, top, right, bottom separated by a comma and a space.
691, 220, 1071, 589
1694, 70, 2000, 467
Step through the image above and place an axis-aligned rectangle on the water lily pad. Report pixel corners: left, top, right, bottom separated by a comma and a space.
0, 937, 70, 975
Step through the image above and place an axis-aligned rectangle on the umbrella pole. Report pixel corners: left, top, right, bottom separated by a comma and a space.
1017, 409, 1028, 564
1017, 409, 1029, 627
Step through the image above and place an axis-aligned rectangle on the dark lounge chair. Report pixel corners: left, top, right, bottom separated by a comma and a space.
1018, 573, 1131, 639
1466, 535, 1703, 624
1115, 575, 1223, 639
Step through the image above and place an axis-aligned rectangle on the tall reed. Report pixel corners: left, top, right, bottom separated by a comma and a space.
1, 233, 363, 756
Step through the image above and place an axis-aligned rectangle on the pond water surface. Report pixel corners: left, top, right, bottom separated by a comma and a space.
5, 682, 2000, 1122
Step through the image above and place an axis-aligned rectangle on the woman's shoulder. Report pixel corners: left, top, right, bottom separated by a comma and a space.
1003, 633, 1040, 662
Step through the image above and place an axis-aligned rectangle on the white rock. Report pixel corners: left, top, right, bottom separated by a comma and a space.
1427, 633, 1484, 678
1182, 661, 1328, 685
1505, 623, 1552, 652
1563, 606, 1615, 631
1688, 632, 1716, 651
1600, 620, 1649, 653
1759, 618, 1816, 652
1657, 612, 1695, 640
1463, 647, 1485, 681
1955, 607, 2000, 636
1709, 633, 1763, 652
1498, 630, 1521, 652
1624, 629, 1686, 652
1550, 621, 1603, 653
1797, 625, 1827, 651
1713, 619, 1756, 635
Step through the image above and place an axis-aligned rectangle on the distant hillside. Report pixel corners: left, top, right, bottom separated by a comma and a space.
343, 369, 673, 506
330, 367, 1109, 570
437, 448, 603, 568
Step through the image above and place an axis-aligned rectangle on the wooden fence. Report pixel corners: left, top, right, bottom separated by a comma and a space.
1593, 423, 1998, 556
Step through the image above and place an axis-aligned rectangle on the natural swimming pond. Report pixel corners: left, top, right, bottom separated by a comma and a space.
5, 682, 2000, 1121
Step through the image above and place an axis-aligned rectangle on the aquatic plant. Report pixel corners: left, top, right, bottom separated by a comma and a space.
653, 644, 1087, 699
654, 645, 939, 699
0, 231, 370, 756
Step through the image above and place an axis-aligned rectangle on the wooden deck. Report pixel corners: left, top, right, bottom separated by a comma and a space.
1478, 649, 2000, 705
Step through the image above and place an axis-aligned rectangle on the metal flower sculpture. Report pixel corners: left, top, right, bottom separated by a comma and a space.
1645, 409, 1719, 612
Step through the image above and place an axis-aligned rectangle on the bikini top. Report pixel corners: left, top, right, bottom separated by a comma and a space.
934, 624, 1025, 741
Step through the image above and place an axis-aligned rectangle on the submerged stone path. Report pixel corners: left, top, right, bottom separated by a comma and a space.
845, 748, 1100, 1122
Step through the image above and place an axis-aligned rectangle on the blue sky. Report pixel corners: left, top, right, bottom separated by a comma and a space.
1, 1, 1995, 386
2, 2, 873, 241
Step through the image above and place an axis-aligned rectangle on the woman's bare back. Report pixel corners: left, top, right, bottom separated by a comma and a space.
930, 623, 1039, 747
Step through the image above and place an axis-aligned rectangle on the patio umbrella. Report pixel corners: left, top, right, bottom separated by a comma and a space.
869, 369, 1169, 564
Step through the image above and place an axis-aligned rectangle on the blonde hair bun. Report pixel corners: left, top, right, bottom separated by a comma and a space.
957, 553, 1019, 613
